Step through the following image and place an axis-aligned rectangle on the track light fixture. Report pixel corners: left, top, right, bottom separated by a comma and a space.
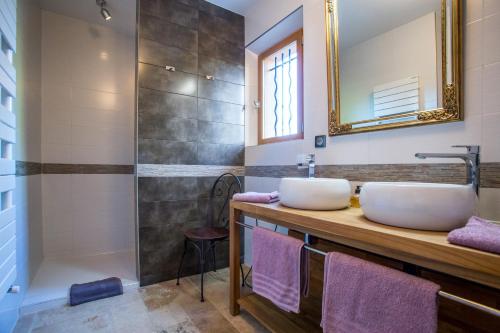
96, 0, 112, 21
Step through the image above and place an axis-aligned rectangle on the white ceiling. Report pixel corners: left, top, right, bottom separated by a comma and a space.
246, 7, 302, 54
206, 0, 253, 16
39, 1, 251, 37
40, 0, 136, 36
339, 0, 441, 49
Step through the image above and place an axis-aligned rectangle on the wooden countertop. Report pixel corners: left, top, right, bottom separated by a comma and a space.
231, 201, 500, 289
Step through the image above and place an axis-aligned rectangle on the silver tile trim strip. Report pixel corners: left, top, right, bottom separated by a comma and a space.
137, 164, 245, 177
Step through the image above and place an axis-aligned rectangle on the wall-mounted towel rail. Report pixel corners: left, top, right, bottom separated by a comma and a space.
235, 221, 500, 318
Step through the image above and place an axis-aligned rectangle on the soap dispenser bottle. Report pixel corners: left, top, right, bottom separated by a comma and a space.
350, 185, 362, 208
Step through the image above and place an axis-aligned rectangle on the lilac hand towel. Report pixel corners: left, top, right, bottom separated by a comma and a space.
322, 252, 440, 333
448, 216, 500, 254
252, 226, 309, 313
233, 191, 279, 204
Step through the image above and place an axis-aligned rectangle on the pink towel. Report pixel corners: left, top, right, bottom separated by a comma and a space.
233, 191, 279, 204
322, 252, 440, 333
252, 227, 309, 313
448, 216, 500, 254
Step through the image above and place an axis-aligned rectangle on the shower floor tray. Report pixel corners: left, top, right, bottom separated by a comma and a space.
21, 250, 138, 314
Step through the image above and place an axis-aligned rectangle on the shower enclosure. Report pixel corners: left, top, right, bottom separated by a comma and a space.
9, 0, 138, 313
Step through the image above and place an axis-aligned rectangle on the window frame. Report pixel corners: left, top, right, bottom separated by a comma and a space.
258, 29, 304, 145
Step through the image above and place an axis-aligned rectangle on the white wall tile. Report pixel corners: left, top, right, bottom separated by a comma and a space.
478, 188, 500, 220
42, 121, 71, 144
71, 88, 124, 111
484, 0, 500, 16
483, 13, 500, 65
71, 107, 133, 128
16, 175, 43, 282
482, 62, 500, 114
41, 144, 72, 163
43, 231, 73, 258
481, 113, 500, 161
41, 83, 72, 115
464, 19, 483, 70
42, 102, 72, 124
466, 0, 483, 23
39, 10, 136, 259
41, 174, 135, 258
42, 203, 72, 234
41, 10, 135, 165
322, 133, 373, 165
464, 67, 483, 116
71, 174, 134, 193
70, 143, 134, 165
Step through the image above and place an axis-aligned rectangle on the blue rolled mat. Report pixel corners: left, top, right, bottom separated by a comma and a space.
69, 277, 123, 306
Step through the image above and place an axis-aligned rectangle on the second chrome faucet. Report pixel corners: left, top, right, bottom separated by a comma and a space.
415, 145, 480, 195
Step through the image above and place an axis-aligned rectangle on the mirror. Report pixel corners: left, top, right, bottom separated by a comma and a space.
326, 0, 463, 136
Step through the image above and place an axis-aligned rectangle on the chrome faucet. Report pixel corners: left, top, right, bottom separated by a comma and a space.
298, 154, 316, 178
307, 154, 315, 178
415, 145, 480, 195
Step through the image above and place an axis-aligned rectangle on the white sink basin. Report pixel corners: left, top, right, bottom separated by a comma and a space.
360, 182, 477, 231
279, 177, 351, 210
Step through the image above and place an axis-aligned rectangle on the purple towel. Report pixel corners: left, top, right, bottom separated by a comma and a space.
233, 191, 279, 204
322, 252, 440, 333
252, 226, 309, 313
448, 216, 500, 254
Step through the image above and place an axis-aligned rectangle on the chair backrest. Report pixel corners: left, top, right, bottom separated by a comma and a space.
208, 173, 242, 229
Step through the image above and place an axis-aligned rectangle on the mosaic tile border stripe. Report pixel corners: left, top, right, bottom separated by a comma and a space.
137, 164, 245, 177
16, 161, 42, 176
16, 162, 499, 186
16, 162, 134, 175
42, 164, 135, 174
481, 163, 500, 188
245, 162, 500, 188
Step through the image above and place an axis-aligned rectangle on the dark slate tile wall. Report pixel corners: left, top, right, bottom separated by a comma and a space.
138, 0, 245, 166
138, 176, 244, 285
137, 0, 245, 285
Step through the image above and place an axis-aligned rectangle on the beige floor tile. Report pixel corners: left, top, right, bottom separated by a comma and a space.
32, 312, 114, 333
140, 282, 181, 311
148, 303, 191, 330
164, 319, 200, 333
110, 310, 154, 333
16, 268, 268, 333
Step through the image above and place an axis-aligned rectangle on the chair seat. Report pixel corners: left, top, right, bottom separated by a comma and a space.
184, 227, 229, 241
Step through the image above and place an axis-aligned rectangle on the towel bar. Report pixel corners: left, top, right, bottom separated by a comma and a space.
235, 221, 500, 318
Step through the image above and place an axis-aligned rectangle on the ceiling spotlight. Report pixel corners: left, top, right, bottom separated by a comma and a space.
96, 0, 112, 21
101, 7, 112, 21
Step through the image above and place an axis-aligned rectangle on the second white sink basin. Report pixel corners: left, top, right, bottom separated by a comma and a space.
360, 182, 477, 231
279, 177, 351, 210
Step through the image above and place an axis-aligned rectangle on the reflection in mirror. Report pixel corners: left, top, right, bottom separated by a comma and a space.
326, 0, 463, 135
339, 0, 442, 125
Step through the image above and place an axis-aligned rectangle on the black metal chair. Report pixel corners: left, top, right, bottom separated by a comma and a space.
176, 173, 245, 302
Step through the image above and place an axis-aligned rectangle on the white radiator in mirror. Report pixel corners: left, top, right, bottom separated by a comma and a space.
373, 76, 419, 118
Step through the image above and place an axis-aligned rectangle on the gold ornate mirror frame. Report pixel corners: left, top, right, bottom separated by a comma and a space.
325, 0, 463, 136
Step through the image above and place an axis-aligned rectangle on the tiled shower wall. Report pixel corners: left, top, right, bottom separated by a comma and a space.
40, 11, 136, 258
137, 0, 245, 285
